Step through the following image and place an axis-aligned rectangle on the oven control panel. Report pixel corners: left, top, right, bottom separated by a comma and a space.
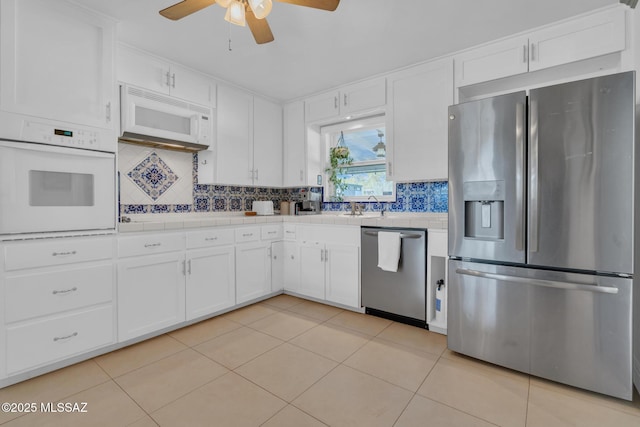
20, 120, 113, 152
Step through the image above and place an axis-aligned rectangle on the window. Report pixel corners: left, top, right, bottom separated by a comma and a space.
323, 117, 394, 202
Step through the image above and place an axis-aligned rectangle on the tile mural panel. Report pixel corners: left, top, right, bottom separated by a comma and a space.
120, 149, 448, 215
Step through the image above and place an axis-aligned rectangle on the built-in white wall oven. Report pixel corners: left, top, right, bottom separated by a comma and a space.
0, 119, 116, 237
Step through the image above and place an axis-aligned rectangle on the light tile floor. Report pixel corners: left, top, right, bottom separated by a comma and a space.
1, 294, 639, 426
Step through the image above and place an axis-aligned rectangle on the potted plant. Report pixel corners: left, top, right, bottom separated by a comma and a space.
325, 132, 353, 202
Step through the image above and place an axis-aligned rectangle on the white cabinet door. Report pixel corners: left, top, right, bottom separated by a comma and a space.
305, 91, 340, 123
117, 45, 169, 94
283, 101, 307, 187
454, 36, 529, 87
117, 252, 186, 341
186, 246, 235, 320
341, 78, 386, 116
169, 63, 213, 106
235, 242, 272, 304
271, 241, 285, 293
216, 85, 254, 186
253, 97, 283, 187
387, 58, 453, 182
325, 244, 359, 309
283, 242, 301, 293
298, 242, 325, 300
0, 0, 115, 129
528, 7, 625, 72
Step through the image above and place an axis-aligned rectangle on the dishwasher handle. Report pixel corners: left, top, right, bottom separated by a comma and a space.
363, 230, 422, 239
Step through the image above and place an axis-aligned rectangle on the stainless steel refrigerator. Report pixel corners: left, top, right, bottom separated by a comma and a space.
447, 71, 637, 400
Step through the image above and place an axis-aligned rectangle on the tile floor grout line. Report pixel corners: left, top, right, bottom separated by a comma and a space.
525, 376, 532, 427
109, 378, 158, 422
391, 390, 417, 427
371, 333, 448, 359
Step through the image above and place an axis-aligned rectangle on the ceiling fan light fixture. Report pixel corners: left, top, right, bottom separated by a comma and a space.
248, 0, 273, 19
216, 0, 233, 7
224, 0, 246, 26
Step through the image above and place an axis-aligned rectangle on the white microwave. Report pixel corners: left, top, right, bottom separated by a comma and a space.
120, 84, 213, 151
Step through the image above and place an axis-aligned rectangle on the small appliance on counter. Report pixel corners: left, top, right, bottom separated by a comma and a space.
252, 200, 274, 216
296, 189, 321, 215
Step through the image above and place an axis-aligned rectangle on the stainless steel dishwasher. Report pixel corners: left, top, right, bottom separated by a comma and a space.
361, 227, 427, 327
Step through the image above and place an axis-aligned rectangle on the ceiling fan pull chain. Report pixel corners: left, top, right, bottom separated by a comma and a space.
228, 21, 233, 51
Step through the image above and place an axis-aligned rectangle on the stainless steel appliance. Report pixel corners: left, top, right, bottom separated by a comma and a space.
296, 190, 321, 215
361, 227, 427, 327
448, 71, 637, 400
119, 84, 213, 152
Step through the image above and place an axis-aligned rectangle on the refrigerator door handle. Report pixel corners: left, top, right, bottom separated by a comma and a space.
455, 268, 619, 294
515, 102, 525, 252
529, 99, 540, 252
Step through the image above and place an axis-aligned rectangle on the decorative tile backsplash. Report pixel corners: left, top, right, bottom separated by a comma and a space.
118, 144, 448, 215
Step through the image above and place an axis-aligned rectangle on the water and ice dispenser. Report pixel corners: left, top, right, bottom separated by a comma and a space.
463, 180, 505, 240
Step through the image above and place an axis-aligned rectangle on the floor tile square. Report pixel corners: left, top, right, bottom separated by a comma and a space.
94, 335, 187, 378
293, 365, 413, 427
262, 405, 327, 427
223, 303, 281, 324
249, 311, 319, 341
344, 338, 438, 391
377, 322, 447, 356
286, 300, 344, 321
326, 311, 392, 336
418, 357, 529, 427
151, 372, 286, 427
194, 326, 283, 369
395, 394, 495, 427
236, 343, 337, 402
290, 323, 371, 362
115, 348, 228, 412
168, 316, 241, 347
261, 294, 306, 309
0, 360, 110, 424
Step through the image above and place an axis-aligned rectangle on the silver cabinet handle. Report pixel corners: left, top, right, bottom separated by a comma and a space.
290, 255, 295, 260
187, 259, 192, 275
515, 102, 525, 252
52, 251, 76, 257
523, 45, 527, 63
343, 94, 347, 106
165, 71, 171, 87
171, 73, 176, 88
455, 268, 619, 295
334, 96, 338, 109
242, 233, 253, 237
53, 332, 78, 342
267, 248, 272, 258
144, 243, 161, 248
387, 161, 393, 176
267, 231, 277, 235
530, 43, 536, 61
182, 260, 186, 275
106, 102, 112, 122
205, 237, 218, 241
320, 249, 324, 262
52, 287, 78, 295
273, 254, 277, 260
529, 99, 540, 252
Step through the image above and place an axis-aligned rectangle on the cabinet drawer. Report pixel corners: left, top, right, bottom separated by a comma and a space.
261, 225, 283, 241
4, 237, 114, 271
186, 228, 234, 249
6, 305, 114, 374
235, 227, 260, 243
5, 264, 113, 323
283, 224, 296, 240
118, 233, 185, 258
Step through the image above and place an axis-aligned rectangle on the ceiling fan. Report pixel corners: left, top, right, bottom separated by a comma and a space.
160, 0, 340, 44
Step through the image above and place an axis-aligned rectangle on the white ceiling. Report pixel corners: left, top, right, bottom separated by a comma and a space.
72, 0, 619, 102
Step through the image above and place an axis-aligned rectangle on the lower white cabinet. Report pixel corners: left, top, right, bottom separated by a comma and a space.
280, 241, 301, 293
325, 244, 359, 308
186, 246, 235, 320
235, 241, 272, 304
299, 241, 325, 300
117, 251, 186, 341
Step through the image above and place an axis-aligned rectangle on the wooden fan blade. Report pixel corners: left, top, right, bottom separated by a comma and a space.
274, 0, 339, 11
246, 9, 275, 44
159, 0, 216, 20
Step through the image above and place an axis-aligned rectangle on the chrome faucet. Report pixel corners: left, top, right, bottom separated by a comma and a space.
368, 195, 386, 217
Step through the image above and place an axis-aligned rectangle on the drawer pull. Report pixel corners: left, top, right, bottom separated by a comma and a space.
268, 231, 277, 235
205, 237, 218, 241
286, 231, 294, 234
242, 233, 253, 237
144, 243, 162, 248
52, 287, 78, 295
52, 251, 76, 257
53, 332, 78, 342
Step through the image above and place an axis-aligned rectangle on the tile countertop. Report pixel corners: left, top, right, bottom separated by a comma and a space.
118, 212, 448, 233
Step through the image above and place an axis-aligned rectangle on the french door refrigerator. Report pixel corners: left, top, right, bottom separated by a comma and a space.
447, 71, 637, 400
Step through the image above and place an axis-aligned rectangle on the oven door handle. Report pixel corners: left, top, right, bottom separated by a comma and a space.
364, 230, 421, 239
455, 268, 619, 294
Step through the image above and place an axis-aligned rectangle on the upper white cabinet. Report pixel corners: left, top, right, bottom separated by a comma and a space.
305, 78, 386, 123
283, 101, 307, 187
117, 45, 214, 107
455, 7, 626, 87
253, 97, 283, 187
386, 58, 453, 182
0, 0, 116, 130
213, 85, 282, 186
